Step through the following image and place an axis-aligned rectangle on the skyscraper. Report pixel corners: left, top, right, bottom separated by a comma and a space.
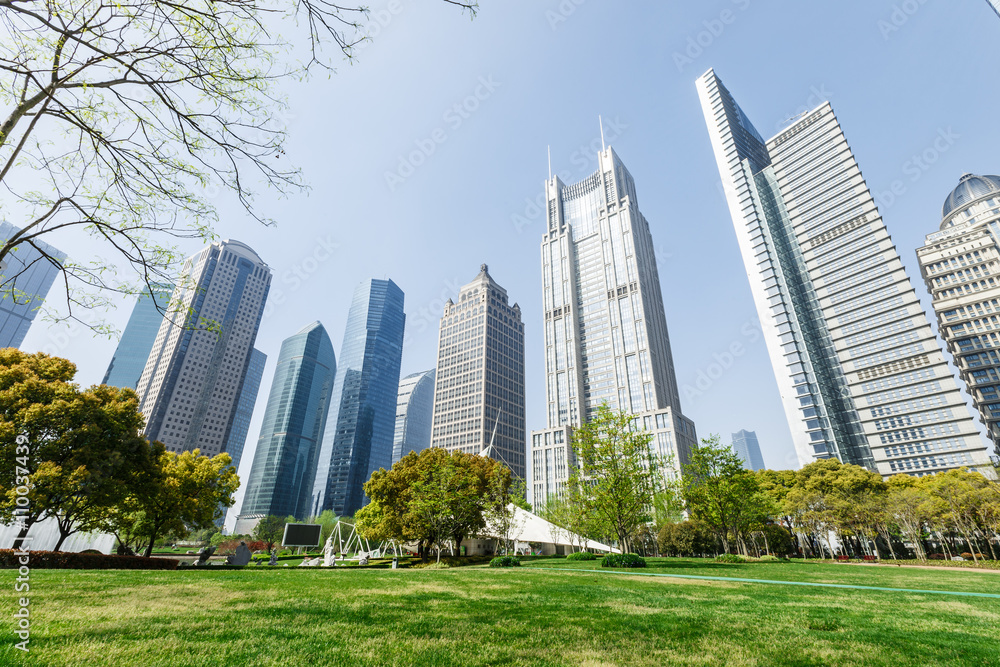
731, 430, 766, 471
697, 69, 985, 478
311, 279, 405, 517
224, 347, 267, 472
102, 283, 173, 390
987, 0, 1000, 19
238, 323, 336, 531
392, 368, 435, 465
136, 239, 271, 459
430, 265, 526, 479
0, 222, 66, 348
916, 174, 1000, 466
530, 147, 698, 504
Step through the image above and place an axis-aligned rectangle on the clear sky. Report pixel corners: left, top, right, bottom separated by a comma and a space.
21, 1, 1000, 520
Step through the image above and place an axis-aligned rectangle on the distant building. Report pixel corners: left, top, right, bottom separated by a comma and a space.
697, 69, 984, 479
311, 279, 405, 517
136, 239, 271, 459
392, 369, 435, 465
916, 174, 1000, 468
431, 265, 526, 480
731, 430, 765, 471
238, 323, 336, 533
102, 283, 174, 390
529, 147, 697, 505
224, 348, 267, 472
0, 222, 66, 348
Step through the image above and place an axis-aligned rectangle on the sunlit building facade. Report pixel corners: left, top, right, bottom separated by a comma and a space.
916, 174, 1000, 467
731, 429, 766, 471
392, 369, 435, 465
698, 69, 984, 478
103, 283, 174, 390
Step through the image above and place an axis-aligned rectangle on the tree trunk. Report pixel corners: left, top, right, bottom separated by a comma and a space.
11, 518, 35, 551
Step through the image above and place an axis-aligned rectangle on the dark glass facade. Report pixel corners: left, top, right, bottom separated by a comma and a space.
311, 280, 405, 516
224, 347, 267, 472
102, 283, 173, 390
241, 323, 336, 520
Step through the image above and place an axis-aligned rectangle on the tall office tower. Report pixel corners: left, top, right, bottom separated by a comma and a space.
392, 369, 435, 465
698, 69, 984, 478
988, 0, 1000, 19
224, 347, 267, 472
237, 323, 336, 532
0, 222, 66, 348
136, 239, 271, 458
731, 429, 766, 471
102, 284, 174, 389
430, 266, 526, 480
530, 147, 698, 505
917, 174, 1000, 467
311, 279, 405, 517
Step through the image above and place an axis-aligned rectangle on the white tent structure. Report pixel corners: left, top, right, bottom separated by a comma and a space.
462, 504, 618, 557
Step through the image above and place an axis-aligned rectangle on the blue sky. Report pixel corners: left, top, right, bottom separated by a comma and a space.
23, 0, 1000, 510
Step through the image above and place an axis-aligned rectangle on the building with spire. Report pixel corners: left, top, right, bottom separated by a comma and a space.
697, 69, 986, 478
311, 279, 405, 517
917, 174, 1000, 467
529, 146, 697, 505
430, 265, 526, 480
136, 239, 271, 459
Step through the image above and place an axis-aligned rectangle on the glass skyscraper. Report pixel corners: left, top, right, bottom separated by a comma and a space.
698, 69, 984, 478
224, 347, 267, 472
988, 0, 1000, 19
731, 430, 766, 471
311, 279, 405, 517
530, 147, 697, 504
102, 283, 173, 390
136, 239, 271, 458
431, 265, 526, 480
0, 222, 66, 348
392, 368, 435, 465
238, 323, 336, 530
916, 174, 1000, 467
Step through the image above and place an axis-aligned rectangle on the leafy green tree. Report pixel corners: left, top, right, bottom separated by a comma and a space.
0, 350, 157, 550
569, 407, 660, 554
253, 515, 287, 553
0, 0, 477, 331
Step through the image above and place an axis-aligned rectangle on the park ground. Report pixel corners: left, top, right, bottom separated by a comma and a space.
4, 558, 999, 666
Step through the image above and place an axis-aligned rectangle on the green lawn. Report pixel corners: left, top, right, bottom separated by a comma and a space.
5, 558, 999, 666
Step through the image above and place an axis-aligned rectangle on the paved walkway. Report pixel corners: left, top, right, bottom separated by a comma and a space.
524, 566, 1000, 599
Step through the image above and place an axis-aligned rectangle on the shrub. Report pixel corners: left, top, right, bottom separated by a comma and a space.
714, 553, 746, 564
601, 553, 646, 568
0, 550, 179, 570
960, 552, 974, 560
929, 553, 946, 561
759, 554, 781, 562
566, 551, 597, 561
489, 556, 521, 568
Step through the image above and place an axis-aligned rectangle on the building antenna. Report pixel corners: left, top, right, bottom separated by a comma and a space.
599, 115, 606, 152
547, 145, 552, 180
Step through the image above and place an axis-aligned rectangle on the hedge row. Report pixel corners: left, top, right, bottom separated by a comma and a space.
565, 551, 597, 561
0, 550, 179, 570
601, 553, 646, 568
489, 556, 521, 568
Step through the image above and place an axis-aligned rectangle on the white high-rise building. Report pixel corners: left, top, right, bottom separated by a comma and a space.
136, 239, 271, 458
430, 266, 526, 480
530, 147, 697, 505
697, 69, 986, 478
917, 174, 1000, 468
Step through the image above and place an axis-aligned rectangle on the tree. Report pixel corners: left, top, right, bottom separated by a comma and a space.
682, 434, 771, 556
106, 448, 239, 557
253, 515, 286, 553
569, 407, 660, 554
483, 469, 522, 556
0, 350, 156, 550
0, 0, 477, 331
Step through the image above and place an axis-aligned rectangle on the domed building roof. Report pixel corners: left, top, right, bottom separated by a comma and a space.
942, 174, 1000, 221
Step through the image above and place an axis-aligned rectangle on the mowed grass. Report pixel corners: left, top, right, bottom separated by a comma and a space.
4, 559, 999, 667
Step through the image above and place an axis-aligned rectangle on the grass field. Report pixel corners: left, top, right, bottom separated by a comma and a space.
4, 558, 999, 666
